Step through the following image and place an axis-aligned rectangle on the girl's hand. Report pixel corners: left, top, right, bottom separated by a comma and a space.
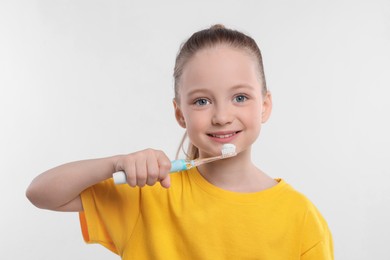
115, 149, 171, 188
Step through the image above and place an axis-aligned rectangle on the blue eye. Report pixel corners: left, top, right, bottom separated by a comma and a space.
234, 95, 248, 103
194, 98, 210, 106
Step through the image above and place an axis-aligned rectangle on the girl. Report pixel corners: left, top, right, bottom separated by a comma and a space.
26, 24, 333, 259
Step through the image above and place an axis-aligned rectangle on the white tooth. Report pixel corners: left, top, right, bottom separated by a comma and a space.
213, 133, 234, 138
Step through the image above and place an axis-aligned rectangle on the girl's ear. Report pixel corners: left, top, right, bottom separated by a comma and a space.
261, 91, 272, 123
173, 99, 186, 128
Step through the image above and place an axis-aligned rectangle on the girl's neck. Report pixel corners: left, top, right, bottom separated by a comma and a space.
197, 148, 277, 192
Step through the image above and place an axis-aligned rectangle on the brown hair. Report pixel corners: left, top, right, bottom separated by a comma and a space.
174, 24, 267, 160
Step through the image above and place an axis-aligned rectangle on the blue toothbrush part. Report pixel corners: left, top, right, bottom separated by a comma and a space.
170, 159, 192, 172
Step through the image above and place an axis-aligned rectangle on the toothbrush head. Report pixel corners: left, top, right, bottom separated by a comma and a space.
221, 143, 237, 158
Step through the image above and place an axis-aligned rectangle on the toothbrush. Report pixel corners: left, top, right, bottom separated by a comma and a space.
112, 143, 237, 185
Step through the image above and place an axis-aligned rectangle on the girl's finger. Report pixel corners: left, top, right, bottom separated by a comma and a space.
160, 175, 171, 188
135, 156, 147, 187
125, 160, 137, 187
156, 150, 172, 189
146, 153, 159, 186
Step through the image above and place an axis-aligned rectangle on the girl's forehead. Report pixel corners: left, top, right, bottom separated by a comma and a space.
179, 46, 261, 93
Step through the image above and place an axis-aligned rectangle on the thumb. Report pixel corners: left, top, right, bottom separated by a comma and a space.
160, 175, 171, 189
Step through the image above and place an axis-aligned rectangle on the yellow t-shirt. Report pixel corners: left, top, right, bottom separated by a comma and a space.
79, 168, 333, 259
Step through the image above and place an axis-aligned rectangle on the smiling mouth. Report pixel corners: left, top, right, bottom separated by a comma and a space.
207, 131, 241, 139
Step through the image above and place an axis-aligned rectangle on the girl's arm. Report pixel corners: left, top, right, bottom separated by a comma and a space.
26, 149, 171, 212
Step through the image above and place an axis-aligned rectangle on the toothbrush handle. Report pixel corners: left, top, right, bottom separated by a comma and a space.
112, 159, 189, 185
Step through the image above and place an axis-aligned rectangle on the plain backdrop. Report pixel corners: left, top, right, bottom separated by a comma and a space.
1, 0, 389, 259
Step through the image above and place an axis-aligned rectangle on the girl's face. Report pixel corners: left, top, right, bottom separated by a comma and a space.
174, 45, 272, 158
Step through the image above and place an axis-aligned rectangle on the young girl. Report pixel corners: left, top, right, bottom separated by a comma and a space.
26, 24, 333, 259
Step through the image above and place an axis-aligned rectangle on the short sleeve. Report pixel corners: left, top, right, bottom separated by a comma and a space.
300, 205, 334, 260
79, 179, 141, 255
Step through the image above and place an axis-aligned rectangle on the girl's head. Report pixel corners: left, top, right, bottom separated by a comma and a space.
173, 24, 271, 160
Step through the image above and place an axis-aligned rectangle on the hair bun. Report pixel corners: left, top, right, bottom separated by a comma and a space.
210, 24, 226, 30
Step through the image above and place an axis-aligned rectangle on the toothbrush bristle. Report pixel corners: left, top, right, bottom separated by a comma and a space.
221, 143, 237, 158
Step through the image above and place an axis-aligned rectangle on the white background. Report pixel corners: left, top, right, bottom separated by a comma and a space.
1, 0, 389, 259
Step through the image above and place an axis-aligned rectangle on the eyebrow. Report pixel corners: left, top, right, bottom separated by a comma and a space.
186, 88, 211, 98
230, 84, 256, 91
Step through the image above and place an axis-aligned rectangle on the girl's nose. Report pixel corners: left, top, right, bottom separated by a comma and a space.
211, 105, 233, 125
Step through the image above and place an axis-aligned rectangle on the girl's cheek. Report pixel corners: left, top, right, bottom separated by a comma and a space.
187, 116, 204, 129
